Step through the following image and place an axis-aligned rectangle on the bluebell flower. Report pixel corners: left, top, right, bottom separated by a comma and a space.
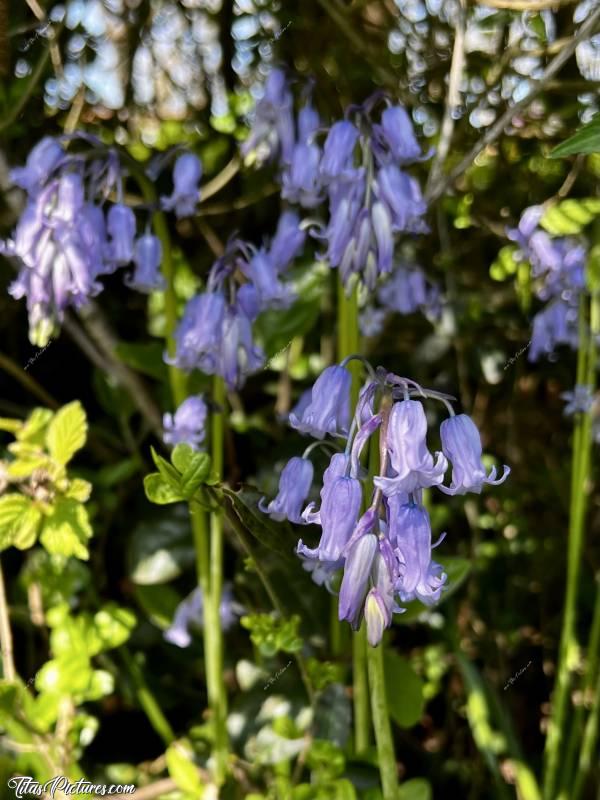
281, 103, 323, 208
127, 234, 165, 293
289, 364, 352, 438
172, 291, 227, 373
242, 249, 295, 310
560, 384, 594, 416
162, 153, 202, 218
320, 121, 359, 182
375, 105, 423, 164
164, 584, 244, 647
163, 395, 208, 449
374, 164, 428, 235
359, 307, 387, 337
374, 400, 447, 497
269, 210, 306, 273
218, 302, 266, 389
106, 203, 137, 265
338, 512, 379, 629
390, 501, 446, 605
241, 68, 295, 167
378, 263, 441, 318
10, 136, 64, 193
259, 457, 314, 523
529, 300, 578, 362
439, 413, 510, 495
364, 544, 398, 646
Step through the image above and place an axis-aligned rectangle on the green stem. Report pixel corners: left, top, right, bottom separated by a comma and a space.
206, 375, 228, 785
562, 574, 600, 798
572, 670, 600, 800
367, 643, 398, 800
352, 625, 370, 754
121, 648, 175, 746
543, 291, 598, 799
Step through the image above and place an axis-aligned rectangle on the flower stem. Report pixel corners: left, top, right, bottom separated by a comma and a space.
543, 291, 598, 799
352, 624, 370, 754
0, 559, 16, 681
366, 643, 398, 800
120, 648, 175, 745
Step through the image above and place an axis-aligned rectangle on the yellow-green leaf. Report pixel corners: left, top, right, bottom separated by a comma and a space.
13, 505, 42, 550
0, 494, 33, 551
46, 401, 88, 466
166, 741, 205, 796
39, 497, 93, 560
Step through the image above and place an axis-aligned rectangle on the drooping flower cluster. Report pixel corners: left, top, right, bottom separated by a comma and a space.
260, 361, 510, 646
163, 395, 208, 450
170, 212, 305, 389
508, 206, 586, 362
164, 583, 244, 648
242, 71, 429, 291
2, 135, 202, 346
360, 262, 442, 337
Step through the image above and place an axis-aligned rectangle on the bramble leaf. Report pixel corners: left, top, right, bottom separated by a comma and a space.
46, 401, 88, 466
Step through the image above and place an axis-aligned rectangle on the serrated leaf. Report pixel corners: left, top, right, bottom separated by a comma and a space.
6, 455, 49, 479
0, 494, 33, 550
144, 473, 185, 505
13, 505, 42, 550
17, 409, 53, 444
65, 478, 92, 503
46, 401, 88, 466
550, 114, 600, 158
222, 485, 297, 563
166, 741, 205, 796
39, 497, 93, 560
384, 651, 425, 728
540, 198, 600, 236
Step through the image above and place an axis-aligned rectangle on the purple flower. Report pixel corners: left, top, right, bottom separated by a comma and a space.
164, 584, 244, 647
241, 69, 295, 166
378, 263, 441, 318
338, 517, 378, 629
376, 106, 423, 164
289, 365, 352, 439
242, 249, 295, 310
359, 307, 387, 337
106, 203, 136, 265
163, 395, 208, 449
281, 103, 323, 208
259, 457, 314, 523
561, 384, 594, 416
10, 136, 64, 193
391, 501, 446, 605
269, 211, 306, 273
320, 121, 359, 182
162, 153, 202, 218
374, 164, 428, 234
128, 234, 165, 293
374, 400, 447, 496
529, 300, 578, 362
298, 465, 362, 562
364, 545, 397, 646
173, 291, 227, 373
439, 413, 510, 495
218, 303, 265, 389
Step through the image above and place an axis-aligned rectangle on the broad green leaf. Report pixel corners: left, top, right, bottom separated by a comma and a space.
540, 198, 600, 236
144, 473, 185, 505
550, 114, 600, 157
39, 497, 93, 560
0, 494, 33, 550
166, 741, 205, 796
65, 478, 92, 503
46, 401, 88, 466
6, 454, 49, 479
180, 456, 211, 499
398, 778, 433, 800
17, 408, 53, 444
150, 446, 183, 491
12, 504, 42, 550
222, 485, 297, 563
384, 651, 425, 728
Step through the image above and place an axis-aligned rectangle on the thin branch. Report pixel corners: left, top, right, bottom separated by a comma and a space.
198, 185, 279, 216
0, 33, 52, 134
426, 0, 467, 194
0, 351, 59, 408
200, 156, 240, 203
24, 0, 62, 77
426, 6, 600, 204
0, 559, 16, 682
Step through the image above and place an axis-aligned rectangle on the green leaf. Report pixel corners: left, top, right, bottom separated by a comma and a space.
150, 446, 183, 491
144, 473, 185, 505
65, 478, 92, 503
384, 651, 425, 728
0, 417, 21, 433
398, 778, 433, 800
540, 198, 600, 236
16, 408, 53, 444
549, 114, 600, 158
222, 485, 297, 563
93, 604, 136, 651
177, 451, 211, 499
0, 494, 35, 550
133, 584, 181, 629
46, 401, 88, 466
12, 504, 42, 550
166, 741, 205, 796
114, 341, 168, 381
39, 497, 93, 560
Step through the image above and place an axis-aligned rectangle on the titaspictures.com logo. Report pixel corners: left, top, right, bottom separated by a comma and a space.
8, 776, 135, 798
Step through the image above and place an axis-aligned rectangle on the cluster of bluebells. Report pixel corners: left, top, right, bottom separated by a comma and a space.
243, 70, 429, 291
260, 360, 510, 646
360, 262, 442, 337
508, 206, 586, 363
170, 211, 305, 389
2, 135, 202, 346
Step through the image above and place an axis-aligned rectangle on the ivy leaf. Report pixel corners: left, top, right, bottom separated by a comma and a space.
144, 473, 185, 505
0, 494, 34, 551
540, 198, 600, 236
549, 114, 600, 158
46, 401, 88, 466
39, 497, 93, 560
384, 651, 425, 728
